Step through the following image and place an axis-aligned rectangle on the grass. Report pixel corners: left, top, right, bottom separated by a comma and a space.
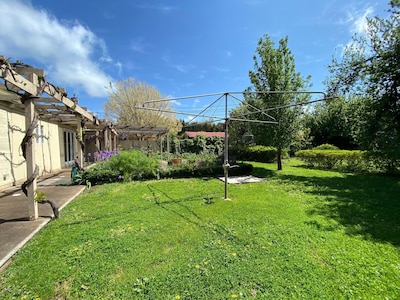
1, 159, 399, 299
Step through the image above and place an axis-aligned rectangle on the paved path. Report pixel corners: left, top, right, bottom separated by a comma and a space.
0, 170, 86, 270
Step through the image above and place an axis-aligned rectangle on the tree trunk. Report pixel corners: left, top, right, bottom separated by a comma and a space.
277, 148, 282, 170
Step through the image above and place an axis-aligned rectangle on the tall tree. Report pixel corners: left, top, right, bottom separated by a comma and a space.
326, 2, 400, 169
244, 34, 311, 170
104, 78, 182, 134
305, 96, 360, 149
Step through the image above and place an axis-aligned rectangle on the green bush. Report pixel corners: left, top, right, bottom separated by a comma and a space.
169, 135, 224, 155
82, 151, 253, 185
295, 149, 366, 172
82, 150, 159, 185
313, 144, 340, 150
159, 161, 253, 179
364, 151, 400, 175
81, 161, 121, 184
230, 145, 286, 163
164, 152, 253, 178
108, 150, 159, 181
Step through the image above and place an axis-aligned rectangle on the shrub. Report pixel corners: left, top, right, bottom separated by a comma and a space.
159, 161, 253, 179
169, 135, 224, 155
365, 151, 400, 175
230, 145, 287, 163
82, 151, 253, 185
295, 149, 366, 172
107, 150, 159, 181
82, 161, 121, 185
82, 150, 159, 185
313, 144, 340, 150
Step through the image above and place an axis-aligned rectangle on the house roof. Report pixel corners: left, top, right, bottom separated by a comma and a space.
185, 131, 225, 138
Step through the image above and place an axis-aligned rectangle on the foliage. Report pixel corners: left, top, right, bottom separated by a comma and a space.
230, 145, 286, 163
304, 97, 360, 149
81, 161, 121, 184
161, 152, 253, 178
93, 149, 120, 161
104, 78, 182, 134
365, 150, 400, 175
313, 144, 339, 150
288, 125, 313, 156
108, 150, 159, 181
34, 190, 47, 202
1, 161, 399, 299
82, 151, 252, 184
180, 120, 224, 132
296, 149, 368, 172
240, 34, 311, 170
160, 161, 253, 179
82, 150, 158, 184
170, 135, 224, 155
326, 3, 400, 163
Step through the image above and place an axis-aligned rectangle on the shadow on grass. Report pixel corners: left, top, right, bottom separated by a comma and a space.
251, 166, 277, 179
279, 172, 400, 245
146, 184, 246, 245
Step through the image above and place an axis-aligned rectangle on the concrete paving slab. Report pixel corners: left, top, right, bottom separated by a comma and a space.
218, 175, 266, 184
0, 170, 86, 270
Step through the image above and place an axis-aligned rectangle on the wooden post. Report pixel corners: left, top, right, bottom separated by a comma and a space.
25, 98, 38, 220
112, 133, 117, 151
104, 127, 109, 151
95, 129, 100, 151
76, 121, 83, 167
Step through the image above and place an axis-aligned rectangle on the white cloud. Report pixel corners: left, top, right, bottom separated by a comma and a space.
349, 6, 374, 34
173, 64, 197, 73
136, 4, 177, 14
171, 100, 182, 106
340, 5, 374, 34
130, 37, 148, 53
0, 0, 115, 97
332, 5, 376, 58
193, 99, 201, 107
215, 67, 230, 72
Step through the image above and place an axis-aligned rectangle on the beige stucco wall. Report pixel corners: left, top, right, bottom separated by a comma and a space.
0, 106, 26, 188
0, 105, 71, 191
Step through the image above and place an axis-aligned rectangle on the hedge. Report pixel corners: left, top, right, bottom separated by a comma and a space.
81, 150, 254, 185
229, 145, 286, 163
295, 149, 366, 172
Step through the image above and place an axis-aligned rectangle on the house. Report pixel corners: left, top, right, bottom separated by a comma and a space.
0, 56, 118, 220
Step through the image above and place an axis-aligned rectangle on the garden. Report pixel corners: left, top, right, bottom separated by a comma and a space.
0, 149, 399, 299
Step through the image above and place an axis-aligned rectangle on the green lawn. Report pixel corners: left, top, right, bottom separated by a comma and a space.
1, 160, 399, 299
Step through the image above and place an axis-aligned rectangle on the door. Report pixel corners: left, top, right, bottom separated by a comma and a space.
63, 130, 76, 165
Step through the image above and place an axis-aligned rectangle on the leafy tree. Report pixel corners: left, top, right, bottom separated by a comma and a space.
104, 78, 182, 134
180, 120, 224, 133
241, 34, 311, 170
305, 96, 360, 149
229, 105, 253, 147
326, 2, 400, 169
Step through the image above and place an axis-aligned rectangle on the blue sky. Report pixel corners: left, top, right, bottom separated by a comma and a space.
0, 0, 390, 119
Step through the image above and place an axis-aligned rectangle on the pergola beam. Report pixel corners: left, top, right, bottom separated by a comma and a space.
0, 56, 101, 221
0, 58, 94, 122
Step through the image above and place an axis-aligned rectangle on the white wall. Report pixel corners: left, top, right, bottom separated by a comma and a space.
0, 105, 70, 190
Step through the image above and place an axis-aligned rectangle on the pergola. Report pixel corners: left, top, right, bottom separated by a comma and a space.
116, 125, 169, 139
0, 56, 117, 220
116, 125, 170, 155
